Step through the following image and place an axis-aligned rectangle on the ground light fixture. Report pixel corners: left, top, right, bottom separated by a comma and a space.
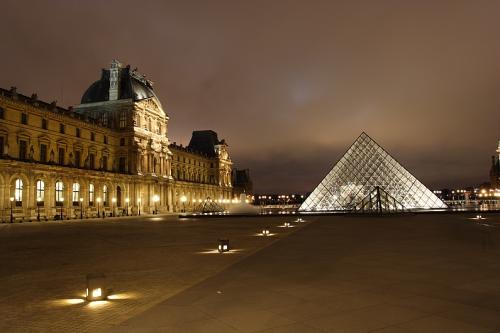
262, 227, 270, 236
295, 217, 306, 223
284, 222, 291, 228
86, 273, 107, 301
218, 239, 229, 253
474, 214, 485, 220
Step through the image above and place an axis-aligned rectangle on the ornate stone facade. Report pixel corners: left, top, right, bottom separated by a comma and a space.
0, 60, 233, 221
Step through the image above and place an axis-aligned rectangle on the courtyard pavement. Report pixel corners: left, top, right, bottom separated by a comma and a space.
1, 213, 500, 332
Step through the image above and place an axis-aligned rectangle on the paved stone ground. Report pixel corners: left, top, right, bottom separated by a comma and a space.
110, 213, 500, 333
2, 214, 500, 332
0, 214, 304, 332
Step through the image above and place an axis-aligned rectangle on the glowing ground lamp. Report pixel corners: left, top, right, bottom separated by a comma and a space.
295, 217, 305, 223
86, 273, 108, 301
475, 215, 484, 220
218, 239, 229, 253
284, 222, 291, 228
262, 227, 270, 236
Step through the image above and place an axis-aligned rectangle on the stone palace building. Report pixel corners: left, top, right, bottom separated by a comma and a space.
0, 60, 233, 221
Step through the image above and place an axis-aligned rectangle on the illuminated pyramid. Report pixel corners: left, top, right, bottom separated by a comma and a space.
299, 132, 447, 212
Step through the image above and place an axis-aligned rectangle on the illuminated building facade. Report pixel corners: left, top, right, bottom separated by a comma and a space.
0, 60, 232, 221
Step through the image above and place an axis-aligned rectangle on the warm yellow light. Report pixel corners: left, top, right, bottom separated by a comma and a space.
96, 197, 101, 203
137, 198, 141, 203
65, 298, 85, 305
111, 198, 116, 203
9, 197, 14, 202
153, 195, 160, 202
79, 198, 83, 202
37, 197, 41, 202
87, 300, 109, 308
125, 198, 129, 203
180, 195, 187, 203
92, 288, 102, 298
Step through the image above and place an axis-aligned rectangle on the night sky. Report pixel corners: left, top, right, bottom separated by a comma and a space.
1, 0, 499, 193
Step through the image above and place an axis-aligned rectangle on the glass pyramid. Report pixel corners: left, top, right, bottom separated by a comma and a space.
299, 132, 447, 212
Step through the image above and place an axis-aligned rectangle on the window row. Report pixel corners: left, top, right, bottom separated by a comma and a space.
13, 179, 125, 207
7, 140, 128, 172
17, 113, 112, 143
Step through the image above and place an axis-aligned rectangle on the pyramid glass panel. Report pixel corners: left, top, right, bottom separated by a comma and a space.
299, 132, 447, 212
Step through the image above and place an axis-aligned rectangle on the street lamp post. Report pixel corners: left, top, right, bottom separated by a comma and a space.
80, 197, 84, 219
10, 197, 14, 223
37, 198, 41, 221
125, 198, 129, 216
180, 195, 187, 212
153, 195, 160, 214
59, 198, 64, 220
96, 197, 101, 218
111, 198, 116, 217
138, 198, 141, 216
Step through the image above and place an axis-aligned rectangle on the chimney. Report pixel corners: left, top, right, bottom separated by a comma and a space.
109, 59, 122, 101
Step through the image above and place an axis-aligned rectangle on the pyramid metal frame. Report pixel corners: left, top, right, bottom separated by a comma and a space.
299, 132, 447, 212
194, 197, 225, 213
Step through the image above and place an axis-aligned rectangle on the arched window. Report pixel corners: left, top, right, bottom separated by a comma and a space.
72, 183, 80, 205
55, 181, 64, 206
89, 183, 94, 206
103, 185, 108, 206
36, 180, 45, 204
14, 178, 23, 206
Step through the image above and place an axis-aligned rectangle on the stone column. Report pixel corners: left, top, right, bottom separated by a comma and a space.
167, 186, 173, 212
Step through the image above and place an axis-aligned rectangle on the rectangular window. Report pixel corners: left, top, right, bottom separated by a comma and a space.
104, 135, 108, 144
89, 153, 95, 169
119, 112, 126, 128
59, 124, 65, 134
75, 151, 81, 168
40, 144, 47, 163
102, 156, 108, 171
41, 118, 47, 130
120, 138, 125, 146
19, 140, 27, 160
0, 136, 4, 157
119, 157, 126, 172
91, 132, 95, 141
0, 107, 4, 119
58, 147, 65, 165
21, 113, 28, 125
76, 128, 81, 138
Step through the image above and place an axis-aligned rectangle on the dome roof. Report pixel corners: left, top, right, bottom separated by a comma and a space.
81, 63, 161, 106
